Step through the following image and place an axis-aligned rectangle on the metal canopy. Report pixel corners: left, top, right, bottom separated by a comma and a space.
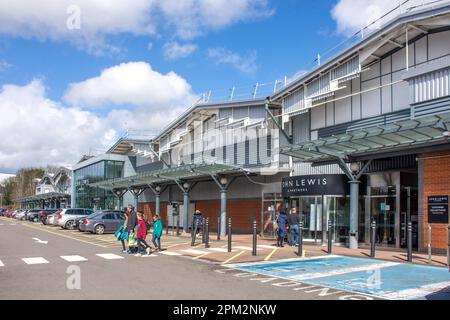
281, 112, 450, 162
15, 192, 71, 203
89, 162, 241, 191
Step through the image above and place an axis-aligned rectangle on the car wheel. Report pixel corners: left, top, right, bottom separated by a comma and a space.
94, 225, 105, 235
65, 220, 75, 230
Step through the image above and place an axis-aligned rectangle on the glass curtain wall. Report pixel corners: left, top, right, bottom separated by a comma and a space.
74, 160, 124, 210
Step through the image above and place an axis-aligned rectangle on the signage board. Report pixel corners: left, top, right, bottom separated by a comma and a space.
282, 174, 349, 197
427, 195, 449, 224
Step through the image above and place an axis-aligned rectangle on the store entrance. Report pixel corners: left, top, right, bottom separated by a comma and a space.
400, 187, 419, 249
324, 196, 350, 245
370, 186, 397, 247
290, 196, 322, 244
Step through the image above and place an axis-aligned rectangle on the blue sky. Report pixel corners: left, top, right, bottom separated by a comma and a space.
0, 0, 341, 102
0, 0, 417, 172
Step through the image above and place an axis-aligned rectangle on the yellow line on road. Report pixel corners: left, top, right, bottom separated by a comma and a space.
166, 241, 190, 249
222, 250, 246, 265
264, 247, 278, 261
23, 223, 107, 248
192, 252, 210, 260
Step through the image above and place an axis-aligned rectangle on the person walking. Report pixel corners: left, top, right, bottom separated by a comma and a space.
276, 210, 288, 247
192, 210, 203, 237
287, 207, 300, 247
151, 215, 163, 251
135, 212, 152, 256
114, 207, 129, 253
126, 204, 138, 254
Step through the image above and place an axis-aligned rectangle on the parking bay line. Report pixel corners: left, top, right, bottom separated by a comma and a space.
222, 250, 247, 265
23, 224, 107, 248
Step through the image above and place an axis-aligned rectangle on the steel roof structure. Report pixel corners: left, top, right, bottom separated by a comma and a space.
15, 192, 71, 203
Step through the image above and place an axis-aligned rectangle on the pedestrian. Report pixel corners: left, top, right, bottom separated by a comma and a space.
135, 212, 152, 257
192, 209, 203, 237
114, 207, 129, 253
151, 215, 163, 251
126, 204, 138, 254
287, 207, 300, 247
276, 210, 288, 247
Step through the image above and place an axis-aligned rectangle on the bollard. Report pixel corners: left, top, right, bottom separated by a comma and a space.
298, 221, 303, 257
407, 221, 413, 263
205, 218, 210, 248
166, 213, 169, 235
327, 220, 332, 255
227, 218, 232, 253
217, 216, 221, 241
252, 219, 257, 256
370, 220, 376, 258
176, 214, 180, 236
191, 221, 198, 246
172, 215, 175, 236
202, 217, 206, 244
428, 224, 432, 264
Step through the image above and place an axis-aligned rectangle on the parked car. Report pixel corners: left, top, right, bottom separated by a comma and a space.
14, 210, 28, 220
46, 213, 58, 226
26, 209, 44, 222
4, 210, 14, 218
11, 210, 23, 218
78, 211, 125, 234
39, 209, 59, 224
0, 208, 8, 216
57, 208, 95, 230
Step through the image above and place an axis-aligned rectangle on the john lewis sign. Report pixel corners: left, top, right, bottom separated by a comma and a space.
282, 174, 349, 197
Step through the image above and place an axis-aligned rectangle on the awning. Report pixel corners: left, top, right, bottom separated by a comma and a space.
15, 192, 71, 203
281, 112, 450, 162
89, 162, 242, 191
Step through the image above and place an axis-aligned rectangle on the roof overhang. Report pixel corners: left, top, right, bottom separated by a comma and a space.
281, 112, 450, 163
15, 192, 71, 203
89, 162, 244, 191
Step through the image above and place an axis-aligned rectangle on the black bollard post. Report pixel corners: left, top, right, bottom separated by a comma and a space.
205, 218, 210, 248
252, 219, 257, 256
217, 216, 221, 241
298, 221, 303, 257
191, 221, 197, 246
166, 213, 169, 235
202, 217, 206, 244
227, 217, 232, 253
407, 221, 413, 263
327, 219, 332, 255
370, 220, 376, 258
176, 214, 180, 236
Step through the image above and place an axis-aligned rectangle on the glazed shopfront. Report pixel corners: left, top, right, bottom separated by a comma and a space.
282, 168, 420, 249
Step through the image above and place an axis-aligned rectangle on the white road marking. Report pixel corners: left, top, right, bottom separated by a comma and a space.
22, 257, 49, 265
141, 254, 158, 258
32, 237, 48, 244
208, 247, 235, 253
60, 255, 88, 262
382, 281, 450, 300
290, 262, 399, 281
159, 251, 182, 256
257, 245, 275, 249
0, 260, 4, 267
181, 249, 206, 255
234, 246, 253, 251
96, 253, 124, 260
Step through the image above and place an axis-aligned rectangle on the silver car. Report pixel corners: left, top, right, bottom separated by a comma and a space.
57, 208, 94, 230
78, 211, 125, 234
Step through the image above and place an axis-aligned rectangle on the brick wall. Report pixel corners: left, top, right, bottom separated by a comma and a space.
421, 150, 450, 251
138, 199, 262, 233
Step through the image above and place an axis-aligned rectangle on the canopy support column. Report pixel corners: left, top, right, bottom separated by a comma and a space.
209, 175, 237, 237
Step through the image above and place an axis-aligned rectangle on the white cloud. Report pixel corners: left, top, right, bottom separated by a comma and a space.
156, 0, 274, 39
0, 60, 11, 73
0, 0, 273, 54
63, 61, 198, 109
331, 0, 431, 35
208, 47, 258, 74
0, 80, 117, 170
163, 41, 198, 60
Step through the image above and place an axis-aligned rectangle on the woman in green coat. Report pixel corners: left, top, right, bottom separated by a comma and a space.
151, 215, 163, 251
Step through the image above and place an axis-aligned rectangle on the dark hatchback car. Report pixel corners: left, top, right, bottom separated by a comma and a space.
77, 210, 125, 234
26, 209, 44, 222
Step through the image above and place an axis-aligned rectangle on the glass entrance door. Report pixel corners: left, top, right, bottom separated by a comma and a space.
370, 186, 397, 247
324, 196, 350, 245
400, 187, 418, 249
291, 196, 323, 243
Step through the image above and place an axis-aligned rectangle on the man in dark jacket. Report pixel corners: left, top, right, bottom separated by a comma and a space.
126, 205, 137, 232
287, 208, 300, 247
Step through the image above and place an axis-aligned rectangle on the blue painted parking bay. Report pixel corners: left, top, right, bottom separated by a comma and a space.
227, 255, 450, 300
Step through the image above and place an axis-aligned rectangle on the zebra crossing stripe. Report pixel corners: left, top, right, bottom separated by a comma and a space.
181, 249, 206, 255
159, 251, 182, 256
235, 246, 253, 251
60, 255, 88, 262
22, 257, 49, 265
96, 253, 124, 260
0, 260, 4, 267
